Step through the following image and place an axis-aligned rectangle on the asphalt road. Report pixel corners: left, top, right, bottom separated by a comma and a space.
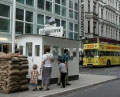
60, 79, 120, 97
79, 65, 120, 77
58, 66, 120, 97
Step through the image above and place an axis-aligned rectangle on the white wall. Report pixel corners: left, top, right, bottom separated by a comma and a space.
16, 35, 43, 79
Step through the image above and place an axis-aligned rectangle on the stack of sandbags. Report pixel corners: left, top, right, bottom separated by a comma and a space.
19, 55, 29, 91
0, 52, 29, 93
0, 52, 20, 93
8, 54, 20, 93
0, 52, 10, 93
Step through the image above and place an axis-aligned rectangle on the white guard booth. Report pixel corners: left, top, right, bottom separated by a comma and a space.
16, 35, 80, 83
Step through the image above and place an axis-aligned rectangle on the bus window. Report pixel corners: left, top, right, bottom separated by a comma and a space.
84, 50, 98, 57
83, 38, 97, 44
100, 51, 106, 56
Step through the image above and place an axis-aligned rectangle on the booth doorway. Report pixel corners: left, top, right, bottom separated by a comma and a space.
0, 43, 10, 53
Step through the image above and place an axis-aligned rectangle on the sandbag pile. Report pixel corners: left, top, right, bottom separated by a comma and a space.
0, 52, 29, 93
19, 55, 29, 91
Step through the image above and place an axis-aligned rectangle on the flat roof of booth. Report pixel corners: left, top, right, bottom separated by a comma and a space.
16, 34, 80, 42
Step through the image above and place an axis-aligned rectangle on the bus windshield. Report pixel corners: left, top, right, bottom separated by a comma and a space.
83, 38, 97, 44
84, 50, 98, 57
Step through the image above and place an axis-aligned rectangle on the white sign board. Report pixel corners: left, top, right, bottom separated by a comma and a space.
39, 26, 63, 37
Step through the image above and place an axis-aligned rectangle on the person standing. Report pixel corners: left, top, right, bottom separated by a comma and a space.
40, 47, 54, 91
30, 64, 39, 91
57, 49, 71, 85
58, 58, 67, 88
62, 49, 71, 85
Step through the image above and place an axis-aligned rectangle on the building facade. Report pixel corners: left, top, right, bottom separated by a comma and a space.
82, 0, 120, 41
0, 0, 81, 53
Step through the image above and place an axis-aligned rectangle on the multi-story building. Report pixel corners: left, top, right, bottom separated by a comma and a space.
0, 0, 81, 53
82, 0, 120, 41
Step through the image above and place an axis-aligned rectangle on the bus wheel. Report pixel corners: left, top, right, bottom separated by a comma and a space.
107, 60, 111, 67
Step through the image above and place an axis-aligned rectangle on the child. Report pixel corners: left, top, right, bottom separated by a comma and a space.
58, 58, 67, 88
30, 64, 39, 91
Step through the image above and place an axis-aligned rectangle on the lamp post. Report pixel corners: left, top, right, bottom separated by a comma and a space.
12, 0, 16, 53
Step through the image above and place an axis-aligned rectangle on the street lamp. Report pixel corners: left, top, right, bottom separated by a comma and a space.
12, 0, 16, 53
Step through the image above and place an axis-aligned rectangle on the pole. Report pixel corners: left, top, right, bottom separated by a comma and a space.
12, 0, 16, 53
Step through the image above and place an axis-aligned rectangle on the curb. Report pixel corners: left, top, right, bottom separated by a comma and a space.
44, 77, 119, 97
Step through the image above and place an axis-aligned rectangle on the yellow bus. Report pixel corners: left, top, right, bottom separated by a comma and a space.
83, 37, 120, 67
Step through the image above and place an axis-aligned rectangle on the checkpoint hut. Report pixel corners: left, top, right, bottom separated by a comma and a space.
16, 34, 80, 83
16, 24, 80, 83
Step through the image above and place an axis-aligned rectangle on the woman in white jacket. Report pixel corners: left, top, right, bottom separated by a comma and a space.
40, 47, 54, 91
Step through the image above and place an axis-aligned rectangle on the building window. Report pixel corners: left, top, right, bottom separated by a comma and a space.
62, 0, 66, 6
106, 11, 107, 20
25, 23, 33, 34
106, 26, 108, 37
16, 21, 24, 34
116, 16, 117, 24
88, 0, 90, 12
46, 1, 52, 12
61, 7, 66, 17
26, 0, 34, 6
55, 4, 60, 15
101, 9, 103, 18
37, 25, 44, 34
55, 19, 60, 27
69, 32, 73, 39
88, 21, 90, 33
69, 9, 73, 18
37, 14, 44, 25
61, 20, 66, 29
26, 42, 32, 56
101, 26, 103, 36
75, 12, 78, 20
17, 0, 24, 4
69, 22, 73, 31
74, 24, 78, 40
74, 24, 78, 32
0, 4, 10, 17
93, 2, 96, 13
63, 30, 66, 38
55, 0, 60, 4
38, 0, 44, 10
35, 45, 40, 56
19, 46, 23, 55
74, 3, 78, 11
69, 0, 73, 9
16, 8, 24, 20
0, 4, 10, 33
26, 11, 33, 22
119, 1, 120, 11
93, 22, 96, 34
74, 33, 78, 40
45, 16, 50, 24
0, 18, 10, 32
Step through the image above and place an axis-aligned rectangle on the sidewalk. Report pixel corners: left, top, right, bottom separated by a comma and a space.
0, 74, 118, 97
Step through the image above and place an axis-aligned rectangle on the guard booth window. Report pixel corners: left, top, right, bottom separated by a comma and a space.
26, 42, 32, 56
19, 46, 23, 55
53, 46, 59, 58
35, 45, 40, 56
